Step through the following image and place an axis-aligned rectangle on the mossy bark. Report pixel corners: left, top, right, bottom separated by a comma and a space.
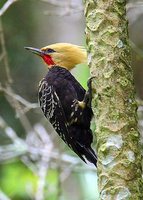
84, 0, 143, 199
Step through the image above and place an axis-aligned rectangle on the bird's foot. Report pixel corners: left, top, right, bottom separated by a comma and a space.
71, 77, 95, 110
87, 76, 95, 90
84, 76, 96, 108
72, 99, 86, 110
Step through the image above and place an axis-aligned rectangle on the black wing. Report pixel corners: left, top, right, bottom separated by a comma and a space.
39, 79, 70, 144
38, 79, 88, 162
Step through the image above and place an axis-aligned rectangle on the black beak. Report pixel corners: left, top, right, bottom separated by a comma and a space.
24, 47, 43, 56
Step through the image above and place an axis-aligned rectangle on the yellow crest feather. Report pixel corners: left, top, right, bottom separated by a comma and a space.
41, 43, 87, 70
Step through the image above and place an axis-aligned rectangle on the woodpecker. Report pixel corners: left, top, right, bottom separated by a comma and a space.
25, 43, 97, 166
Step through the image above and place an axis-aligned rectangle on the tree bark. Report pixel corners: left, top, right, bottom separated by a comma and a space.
84, 0, 143, 199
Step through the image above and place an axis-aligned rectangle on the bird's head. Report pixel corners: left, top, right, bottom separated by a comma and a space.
25, 43, 87, 70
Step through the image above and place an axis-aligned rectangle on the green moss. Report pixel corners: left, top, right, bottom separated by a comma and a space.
119, 77, 129, 87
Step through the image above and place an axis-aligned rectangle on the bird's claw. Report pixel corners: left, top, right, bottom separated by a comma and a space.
87, 76, 96, 89
71, 77, 96, 111
84, 76, 96, 108
72, 99, 85, 110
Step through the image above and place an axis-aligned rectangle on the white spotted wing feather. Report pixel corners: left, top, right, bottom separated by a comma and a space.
38, 79, 72, 146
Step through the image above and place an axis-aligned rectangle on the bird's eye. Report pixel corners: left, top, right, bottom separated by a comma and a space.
45, 48, 56, 53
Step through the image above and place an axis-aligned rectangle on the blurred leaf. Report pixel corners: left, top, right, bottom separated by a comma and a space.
72, 64, 90, 90
0, 161, 37, 199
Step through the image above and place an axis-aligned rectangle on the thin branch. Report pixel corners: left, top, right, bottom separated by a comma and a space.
127, 2, 143, 10
42, 0, 83, 16
0, 190, 11, 200
0, 84, 39, 111
41, 0, 68, 7
0, 18, 13, 84
130, 41, 143, 59
0, 119, 80, 165
0, 52, 5, 62
35, 161, 49, 200
0, 0, 18, 16
43, 7, 83, 16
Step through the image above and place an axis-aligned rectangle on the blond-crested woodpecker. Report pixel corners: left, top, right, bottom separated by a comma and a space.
25, 43, 97, 166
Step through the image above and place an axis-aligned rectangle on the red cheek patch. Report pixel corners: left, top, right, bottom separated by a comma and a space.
42, 55, 55, 66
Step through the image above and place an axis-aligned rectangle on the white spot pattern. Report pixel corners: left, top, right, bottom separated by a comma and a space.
38, 79, 72, 147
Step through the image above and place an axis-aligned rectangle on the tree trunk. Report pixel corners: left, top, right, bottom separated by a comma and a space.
84, 0, 143, 199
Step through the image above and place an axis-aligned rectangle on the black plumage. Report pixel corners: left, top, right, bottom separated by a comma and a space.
39, 66, 97, 166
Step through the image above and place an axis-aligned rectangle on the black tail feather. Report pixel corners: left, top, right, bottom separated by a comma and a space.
83, 147, 97, 167
75, 140, 97, 167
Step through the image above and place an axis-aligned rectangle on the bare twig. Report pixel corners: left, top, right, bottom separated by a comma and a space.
35, 161, 49, 200
42, 0, 83, 16
127, 2, 143, 10
0, 190, 11, 200
0, 0, 18, 16
0, 84, 39, 112
0, 118, 80, 165
0, 18, 13, 84
130, 41, 143, 59
127, 2, 143, 25
43, 7, 83, 16
41, 0, 68, 7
